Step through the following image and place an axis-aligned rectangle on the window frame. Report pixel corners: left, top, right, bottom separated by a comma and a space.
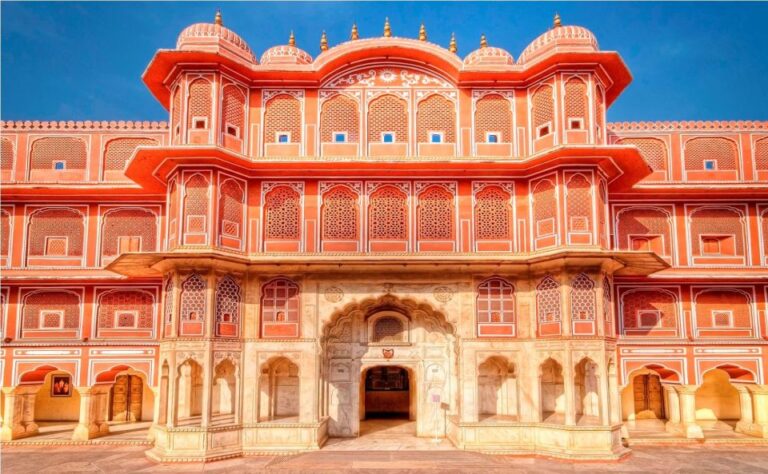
276, 132, 291, 143
53, 160, 66, 171
485, 132, 501, 144
381, 132, 396, 143
637, 309, 662, 329
536, 123, 552, 138
39, 310, 65, 330
225, 122, 240, 138
703, 159, 717, 171
332, 131, 348, 143
114, 309, 140, 329
44, 236, 68, 256
711, 309, 733, 328
428, 131, 444, 144
192, 116, 208, 130
568, 118, 584, 130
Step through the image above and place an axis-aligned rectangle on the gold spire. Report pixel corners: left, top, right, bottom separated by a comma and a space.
480, 33, 487, 48
214, 9, 222, 26
419, 23, 427, 41
351, 23, 359, 40
554, 12, 562, 28
289, 30, 296, 47
320, 30, 328, 51
449, 32, 457, 54
384, 17, 391, 37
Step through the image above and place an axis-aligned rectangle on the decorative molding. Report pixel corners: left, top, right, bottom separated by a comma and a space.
608, 120, 768, 132
1, 120, 168, 131
432, 286, 454, 303
324, 287, 344, 303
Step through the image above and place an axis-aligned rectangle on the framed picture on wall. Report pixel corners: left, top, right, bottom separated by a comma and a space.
51, 375, 72, 397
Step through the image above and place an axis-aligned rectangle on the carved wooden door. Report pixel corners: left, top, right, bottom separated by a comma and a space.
111, 375, 142, 421
633, 374, 664, 419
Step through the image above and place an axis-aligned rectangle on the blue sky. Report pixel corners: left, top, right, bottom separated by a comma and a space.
2, 2, 767, 122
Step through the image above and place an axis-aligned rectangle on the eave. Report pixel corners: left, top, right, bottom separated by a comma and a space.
610, 183, 768, 199
0, 182, 165, 200
124, 144, 651, 193
106, 248, 668, 279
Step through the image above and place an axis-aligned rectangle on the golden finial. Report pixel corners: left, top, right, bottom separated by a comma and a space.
351, 23, 359, 40
289, 30, 296, 47
449, 32, 457, 54
384, 17, 392, 37
320, 31, 328, 51
214, 9, 222, 26
419, 23, 427, 41
480, 33, 487, 48
554, 12, 562, 28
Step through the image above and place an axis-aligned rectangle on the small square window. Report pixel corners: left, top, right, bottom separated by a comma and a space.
537, 124, 551, 138
704, 160, 716, 171
333, 132, 347, 143
569, 118, 583, 130
221, 313, 233, 323
277, 133, 290, 143
175, 124, 181, 136
225, 124, 239, 138
712, 310, 733, 328
115, 311, 138, 328
193, 118, 207, 130
40, 310, 64, 329
118, 236, 141, 253
382, 132, 395, 143
486, 133, 500, 144
430, 132, 443, 143
45, 237, 67, 256
53, 161, 66, 171
638, 310, 661, 328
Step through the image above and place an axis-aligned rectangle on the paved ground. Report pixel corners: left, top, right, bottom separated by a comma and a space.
4, 444, 768, 473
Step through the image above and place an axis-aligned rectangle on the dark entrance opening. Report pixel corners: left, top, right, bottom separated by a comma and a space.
363, 366, 410, 419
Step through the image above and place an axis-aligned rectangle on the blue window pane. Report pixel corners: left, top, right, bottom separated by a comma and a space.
430, 133, 442, 143
54, 162, 65, 170
334, 133, 346, 143
488, 134, 499, 143
278, 134, 289, 143
704, 161, 715, 170
383, 133, 394, 143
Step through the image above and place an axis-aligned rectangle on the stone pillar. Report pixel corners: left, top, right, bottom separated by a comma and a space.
739, 385, 768, 438
72, 386, 110, 441
673, 385, 703, 439
563, 349, 576, 425
598, 361, 610, 425
201, 271, 216, 428
148, 386, 161, 441
0, 386, 40, 441
608, 366, 621, 425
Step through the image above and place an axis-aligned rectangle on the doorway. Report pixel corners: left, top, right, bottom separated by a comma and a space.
362, 366, 412, 420
632, 373, 664, 419
110, 374, 143, 422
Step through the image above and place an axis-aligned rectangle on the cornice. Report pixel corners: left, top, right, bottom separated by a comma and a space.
1, 120, 168, 131
608, 120, 768, 132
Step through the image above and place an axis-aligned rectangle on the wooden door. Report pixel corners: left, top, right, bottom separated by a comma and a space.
633, 374, 664, 419
111, 375, 142, 421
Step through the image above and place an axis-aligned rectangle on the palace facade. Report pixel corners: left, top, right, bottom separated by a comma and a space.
1, 13, 767, 462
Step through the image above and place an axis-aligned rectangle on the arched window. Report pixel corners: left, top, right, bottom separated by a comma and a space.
1, 208, 11, 261
167, 179, 180, 249
27, 207, 85, 262
685, 137, 738, 172
416, 94, 456, 144
476, 278, 515, 337
171, 85, 182, 143
187, 78, 212, 133
29, 137, 87, 181
21, 290, 81, 338
320, 94, 360, 144
531, 85, 554, 139
221, 84, 246, 141
756, 138, 768, 171
417, 185, 454, 241
368, 94, 408, 143
532, 178, 557, 246
372, 316, 405, 343
321, 185, 359, 242
180, 274, 206, 336
219, 178, 245, 248
621, 288, 679, 337
566, 174, 592, 237
102, 138, 158, 180
183, 173, 210, 242
100, 208, 157, 264
689, 206, 745, 261
564, 78, 587, 130
1, 137, 15, 172
571, 273, 596, 335
537, 276, 561, 336
475, 185, 511, 243
264, 185, 301, 241
164, 276, 174, 338
261, 278, 300, 338
264, 94, 301, 143
96, 289, 154, 337
474, 94, 512, 145
368, 185, 408, 241
617, 138, 668, 177
216, 275, 241, 337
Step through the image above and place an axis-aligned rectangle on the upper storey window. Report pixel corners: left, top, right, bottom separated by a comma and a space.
264, 92, 302, 156
29, 137, 87, 181
704, 160, 716, 171
221, 82, 246, 149
261, 278, 300, 338
103, 138, 159, 181
532, 85, 554, 139
616, 138, 669, 181
277, 133, 290, 143
382, 132, 395, 143
430, 132, 444, 143
27, 207, 85, 266
54, 161, 65, 170
486, 133, 499, 144
684, 137, 739, 180
564, 78, 588, 131
476, 277, 516, 337
333, 132, 347, 143
187, 78, 213, 144
319, 93, 359, 155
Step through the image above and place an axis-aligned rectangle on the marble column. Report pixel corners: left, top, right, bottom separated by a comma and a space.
743, 385, 768, 438
673, 385, 703, 439
0, 386, 41, 441
72, 386, 110, 441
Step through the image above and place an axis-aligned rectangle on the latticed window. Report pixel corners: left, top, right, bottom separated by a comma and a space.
171, 85, 182, 142
476, 278, 515, 324
616, 207, 672, 255
475, 186, 511, 240
617, 138, 668, 173
417, 186, 453, 240
369, 186, 407, 240
595, 87, 604, 139
689, 207, 744, 256
570, 273, 595, 321
22, 290, 80, 330
261, 278, 299, 322
1, 137, 14, 171
566, 174, 592, 233
265, 94, 301, 143
368, 94, 408, 142
187, 78, 212, 129
695, 289, 751, 329
264, 186, 301, 240
97, 290, 154, 329
532, 85, 554, 136
321, 186, 358, 240
221, 84, 246, 138
684, 137, 738, 171
180, 274, 206, 321
532, 179, 557, 238
164, 277, 174, 323
30, 137, 87, 171
219, 179, 244, 240
103, 138, 158, 174
598, 180, 608, 248
474, 94, 511, 144
28, 208, 84, 257
1, 210, 10, 258
321, 94, 360, 143
622, 289, 677, 329
537, 276, 561, 323
101, 208, 157, 260
756, 138, 768, 171
416, 95, 456, 144
564, 78, 587, 129
216, 275, 241, 324
167, 179, 179, 247
372, 317, 405, 342
602, 276, 612, 322
183, 174, 209, 235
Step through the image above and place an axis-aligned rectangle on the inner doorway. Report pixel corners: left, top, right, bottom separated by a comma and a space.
110, 374, 143, 422
362, 366, 413, 420
632, 373, 664, 419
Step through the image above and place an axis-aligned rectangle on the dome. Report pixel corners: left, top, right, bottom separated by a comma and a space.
518, 25, 598, 65
260, 44, 313, 65
177, 21, 256, 64
463, 46, 515, 66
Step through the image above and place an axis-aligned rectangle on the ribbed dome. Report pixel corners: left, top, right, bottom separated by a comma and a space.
463, 46, 515, 66
177, 22, 256, 63
518, 25, 598, 64
260, 44, 313, 65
